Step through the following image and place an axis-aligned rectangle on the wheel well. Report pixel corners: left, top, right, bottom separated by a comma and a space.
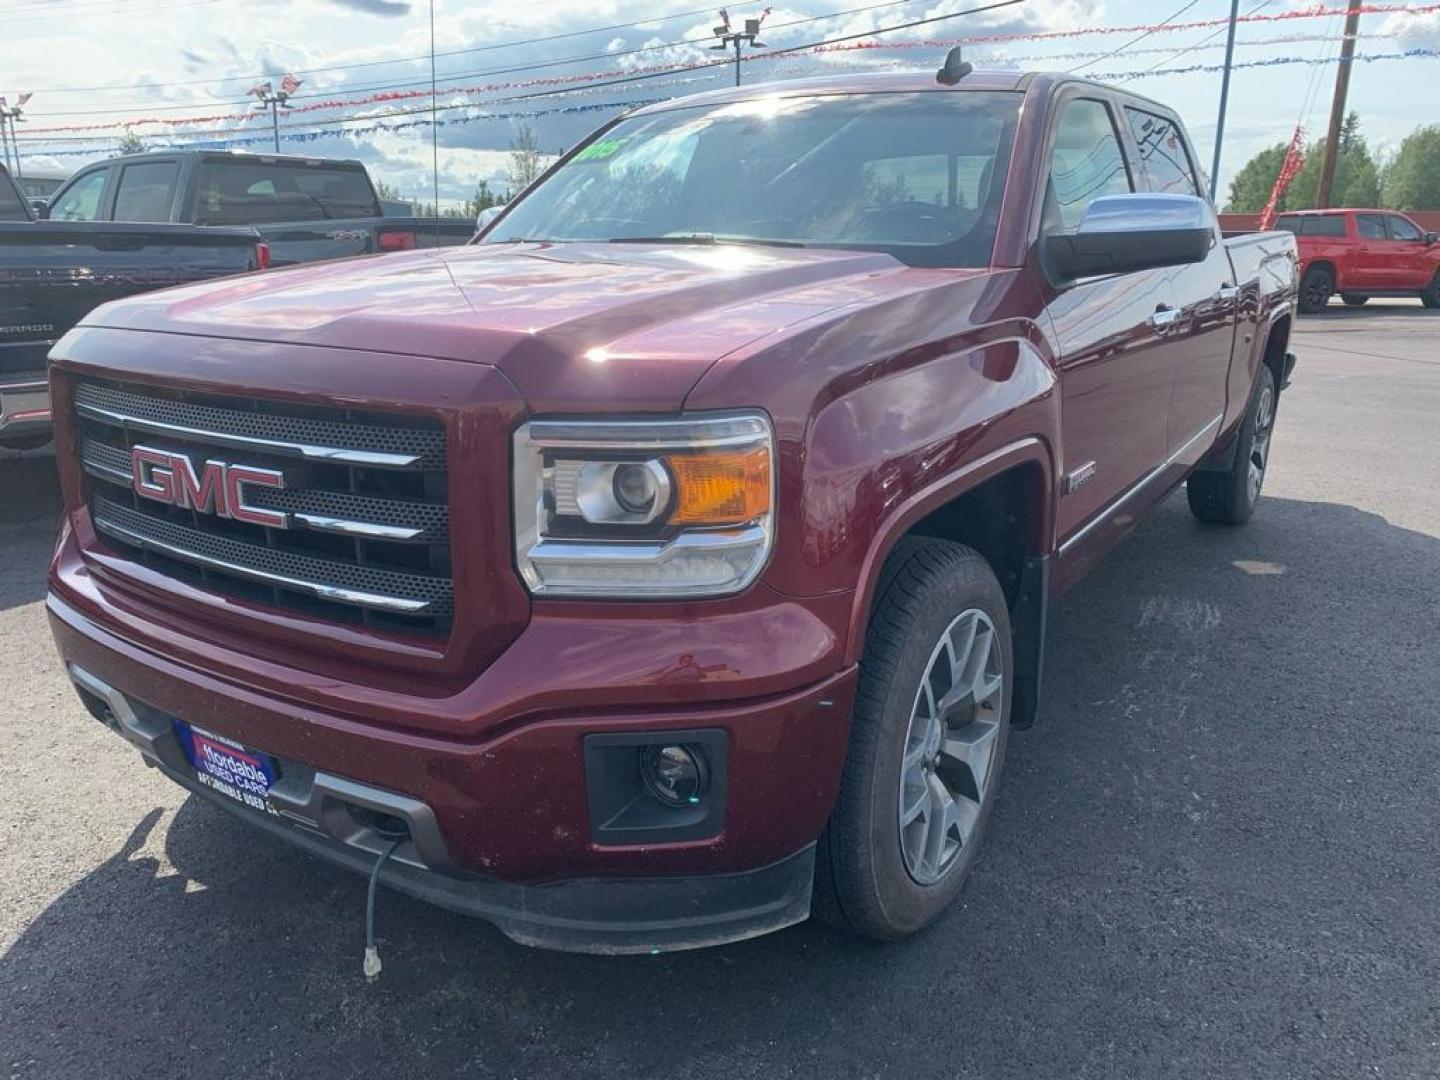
1263, 312, 1291, 394
903, 463, 1046, 609
1305, 260, 1336, 282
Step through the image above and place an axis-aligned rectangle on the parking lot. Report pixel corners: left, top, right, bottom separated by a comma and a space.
1, 304, 1437, 1080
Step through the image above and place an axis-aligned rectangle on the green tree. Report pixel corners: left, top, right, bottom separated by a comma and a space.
459, 179, 505, 219
1224, 113, 1380, 213
1224, 143, 1288, 212
116, 128, 145, 154
1382, 124, 1440, 209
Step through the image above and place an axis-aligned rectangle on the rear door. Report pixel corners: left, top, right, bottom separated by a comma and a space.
1042, 94, 1174, 557
111, 159, 181, 222
1123, 105, 1236, 465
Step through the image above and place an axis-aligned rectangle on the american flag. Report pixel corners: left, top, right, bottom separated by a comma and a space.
247, 81, 273, 98
280, 73, 302, 96
16, 92, 31, 106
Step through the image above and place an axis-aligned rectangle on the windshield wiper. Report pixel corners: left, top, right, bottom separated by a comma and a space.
608, 234, 808, 249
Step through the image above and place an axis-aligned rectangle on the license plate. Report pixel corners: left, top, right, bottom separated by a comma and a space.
175, 722, 278, 816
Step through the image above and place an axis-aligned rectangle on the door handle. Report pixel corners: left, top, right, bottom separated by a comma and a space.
1149, 305, 1183, 332
1215, 283, 1240, 303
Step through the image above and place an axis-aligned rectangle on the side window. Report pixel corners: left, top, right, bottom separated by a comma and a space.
1274, 217, 1300, 234
113, 162, 178, 222
1302, 215, 1345, 237
51, 169, 110, 222
1124, 107, 1200, 196
1044, 99, 1132, 233
1356, 214, 1387, 240
1386, 214, 1423, 242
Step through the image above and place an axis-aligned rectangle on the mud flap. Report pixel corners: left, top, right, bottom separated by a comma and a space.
1010, 554, 1048, 729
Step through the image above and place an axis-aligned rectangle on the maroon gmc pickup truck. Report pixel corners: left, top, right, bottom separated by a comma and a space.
47, 66, 1298, 955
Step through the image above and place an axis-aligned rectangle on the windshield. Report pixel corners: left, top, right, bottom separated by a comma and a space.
486, 91, 1022, 268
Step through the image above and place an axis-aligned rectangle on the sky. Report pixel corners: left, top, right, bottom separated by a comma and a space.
1, 0, 1437, 208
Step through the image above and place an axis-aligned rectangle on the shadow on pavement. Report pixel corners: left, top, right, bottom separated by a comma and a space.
4, 494, 1438, 1079
0, 455, 61, 612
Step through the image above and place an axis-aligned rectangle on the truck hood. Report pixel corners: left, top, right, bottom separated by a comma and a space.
81, 241, 910, 412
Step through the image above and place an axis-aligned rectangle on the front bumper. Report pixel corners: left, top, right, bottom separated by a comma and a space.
50, 585, 855, 951
0, 373, 50, 443
68, 662, 815, 954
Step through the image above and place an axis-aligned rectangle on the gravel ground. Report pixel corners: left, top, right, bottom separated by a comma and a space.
2, 303, 1438, 1079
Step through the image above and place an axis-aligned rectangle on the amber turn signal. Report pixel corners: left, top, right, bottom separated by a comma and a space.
667, 446, 771, 526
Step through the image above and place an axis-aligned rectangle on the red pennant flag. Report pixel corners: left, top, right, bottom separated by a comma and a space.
1260, 125, 1305, 231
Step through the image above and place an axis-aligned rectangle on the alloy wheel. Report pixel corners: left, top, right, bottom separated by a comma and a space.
898, 609, 1004, 885
1248, 382, 1275, 505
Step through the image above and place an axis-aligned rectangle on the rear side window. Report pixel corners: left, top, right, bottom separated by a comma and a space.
0, 173, 28, 221
1274, 217, 1300, 234
192, 161, 381, 225
51, 168, 110, 221
1124, 107, 1200, 197
113, 161, 178, 222
1300, 215, 1346, 237
1044, 99, 1132, 233
1356, 214, 1386, 240
1386, 214, 1423, 241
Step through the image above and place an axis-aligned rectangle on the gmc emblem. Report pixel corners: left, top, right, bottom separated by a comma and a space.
131, 445, 289, 529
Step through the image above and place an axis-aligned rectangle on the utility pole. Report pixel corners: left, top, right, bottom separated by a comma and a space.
1208, 0, 1240, 203
711, 7, 768, 87
1315, 0, 1363, 209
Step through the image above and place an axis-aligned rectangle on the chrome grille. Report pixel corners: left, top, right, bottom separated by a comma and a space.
75, 378, 453, 635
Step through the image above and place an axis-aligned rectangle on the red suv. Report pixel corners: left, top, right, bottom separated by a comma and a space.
1277, 208, 1440, 313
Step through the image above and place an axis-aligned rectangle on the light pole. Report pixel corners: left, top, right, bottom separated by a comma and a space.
1208, 0, 1239, 203
248, 76, 301, 153
711, 7, 768, 87
1, 93, 32, 178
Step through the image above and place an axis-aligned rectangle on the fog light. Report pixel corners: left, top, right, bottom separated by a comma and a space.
640, 744, 707, 806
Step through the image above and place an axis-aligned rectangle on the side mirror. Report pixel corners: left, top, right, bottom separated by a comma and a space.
1044, 193, 1215, 284
28, 198, 49, 220
1424, 231, 1438, 246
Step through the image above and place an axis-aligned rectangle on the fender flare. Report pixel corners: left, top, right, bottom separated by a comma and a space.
842, 435, 1056, 668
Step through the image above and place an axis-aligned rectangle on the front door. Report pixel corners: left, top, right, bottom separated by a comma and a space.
1042, 96, 1174, 565
1354, 213, 1397, 289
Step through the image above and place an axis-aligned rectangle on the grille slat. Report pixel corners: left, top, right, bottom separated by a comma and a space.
74, 381, 445, 470
75, 379, 452, 636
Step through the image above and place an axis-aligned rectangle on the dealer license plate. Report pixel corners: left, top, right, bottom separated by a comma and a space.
175, 722, 278, 815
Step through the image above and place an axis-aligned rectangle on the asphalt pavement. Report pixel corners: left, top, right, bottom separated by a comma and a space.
2, 302, 1438, 1079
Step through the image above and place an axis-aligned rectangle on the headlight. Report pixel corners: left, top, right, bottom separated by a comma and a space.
513, 413, 775, 598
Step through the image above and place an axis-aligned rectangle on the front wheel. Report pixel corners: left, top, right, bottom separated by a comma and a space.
1341, 293, 1368, 307
1422, 273, 1440, 309
1299, 266, 1333, 314
1187, 366, 1277, 525
814, 537, 1011, 940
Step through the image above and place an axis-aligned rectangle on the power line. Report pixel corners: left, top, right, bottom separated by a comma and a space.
19, 0, 1031, 149
1120, 0, 1275, 79
19, 0, 910, 117
1066, 0, 1203, 73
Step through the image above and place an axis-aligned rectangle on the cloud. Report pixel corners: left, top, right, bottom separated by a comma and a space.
323, 0, 412, 16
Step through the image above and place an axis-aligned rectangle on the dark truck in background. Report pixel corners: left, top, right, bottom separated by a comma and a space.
0, 163, 265, 449
43, 150, 474, 267
48, 68, 1297, 954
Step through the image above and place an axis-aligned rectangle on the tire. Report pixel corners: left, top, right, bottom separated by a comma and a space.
1299, 266, 1333, 314
1187, 366, 1277, 526
814, 536, 1012, 940
1341, 293, 1368, 307
1422, 273, 1440, 309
